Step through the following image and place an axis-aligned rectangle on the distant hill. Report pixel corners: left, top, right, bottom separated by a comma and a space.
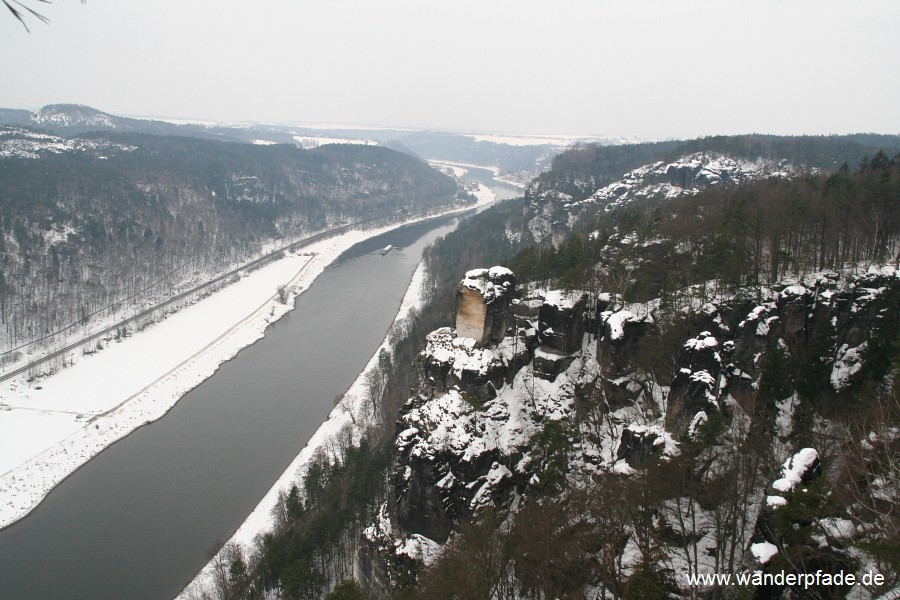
0, 103, 253, 142
0, 104, 625, 180
0, 108, 31, 127
527, 133, 900, 204
31, 103, 121, 130
0, 128, 462, 355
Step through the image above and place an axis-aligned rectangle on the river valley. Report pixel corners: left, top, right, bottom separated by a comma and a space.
0, 169, 520, 600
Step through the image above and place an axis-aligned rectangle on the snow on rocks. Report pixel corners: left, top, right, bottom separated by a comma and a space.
364, 501, 395, 544
400, 388, 480, 459
0, 127, 136, 159
600, 309, 642, 341
751, 541, 779, 564
402, 362, 560, 463
772, 448, 820, 493
470, 462, 513, 509
687, 411, 709, 438
561, 152, 806, 215
400, 331, 596, 472
818, 517, 857, 541
395, 534, 442, 567
421, 328, 525, 382
780, 285, 810, 298
689, 370, 717, 387
766, 495, 788, 508
460, 267, 514, 304
831, 342, 867, 391
615, 423, 679, 467
739, 304, 774, 330
684, 332, 719, 351
542, 289, 584, 310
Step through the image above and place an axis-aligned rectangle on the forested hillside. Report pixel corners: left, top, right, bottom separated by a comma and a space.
0, 127, 462, 362
515, 151, 899, 294
526, 134, 900, 204
206, 139, 899, 600
0, 103, 277, 143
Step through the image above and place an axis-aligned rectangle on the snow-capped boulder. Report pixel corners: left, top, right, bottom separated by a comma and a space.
771, 448, 820, 494
596, 308, 653, 375
456, 267, 516, 346
538, 290, 589, 354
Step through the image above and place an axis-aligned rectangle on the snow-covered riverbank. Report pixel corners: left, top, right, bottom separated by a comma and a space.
429, 159, 528, 192
0, 199, 492, 531
177, 177, 508, 598
177, 259, 430, 599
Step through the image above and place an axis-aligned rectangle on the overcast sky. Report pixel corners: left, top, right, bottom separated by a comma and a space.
2, 0, 898, 139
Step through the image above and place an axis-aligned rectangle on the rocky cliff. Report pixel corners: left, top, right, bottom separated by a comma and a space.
361, 261, 899, 598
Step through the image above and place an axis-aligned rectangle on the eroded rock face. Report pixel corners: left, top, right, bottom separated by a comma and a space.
538, 290, 589, 354
394, 454, 455, 542
616, 426, 661, 467
456, 286, 488, 341
596, 308, 654, 376
530, 289, 590, 380
455, 267, 516, 346
389, 280, 599, 548
667, 331, 724, 433
665, 271, 900, 434
533, 346, 577, 380
365, 262, 899, 593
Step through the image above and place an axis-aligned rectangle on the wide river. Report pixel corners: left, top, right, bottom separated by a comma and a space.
0, 168, 519, 600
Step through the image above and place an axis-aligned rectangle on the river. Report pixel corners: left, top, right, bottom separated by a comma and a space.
0, 171, 520, 600
465, 165, 522, 206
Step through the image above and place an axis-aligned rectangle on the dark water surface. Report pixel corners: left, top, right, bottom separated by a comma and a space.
0, 217, 457, 600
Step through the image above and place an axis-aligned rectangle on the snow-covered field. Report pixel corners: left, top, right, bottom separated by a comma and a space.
464, 133, 584, 146
292, 135, 379, 148
0, 197, 492, 531
463, 133, 644, 147
428, 159, 500, 177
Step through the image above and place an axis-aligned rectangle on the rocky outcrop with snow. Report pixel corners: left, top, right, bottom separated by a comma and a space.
455, 267, 516, 346
563, 152, 807, 215
364, 275, 603, 573
518, 151, 810, 245
0, 127, 136, 159
363, 262, 897, 594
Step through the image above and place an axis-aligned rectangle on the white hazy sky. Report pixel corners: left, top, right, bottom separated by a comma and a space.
2, 0, 898, 139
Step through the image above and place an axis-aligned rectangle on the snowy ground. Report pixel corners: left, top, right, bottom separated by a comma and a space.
0, 198, 492, 531
428, 159, 500, 177
292, 135, 379, 148
463, 133, 586, 146
428, 160, 528, 192
177, 257, 430, 600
